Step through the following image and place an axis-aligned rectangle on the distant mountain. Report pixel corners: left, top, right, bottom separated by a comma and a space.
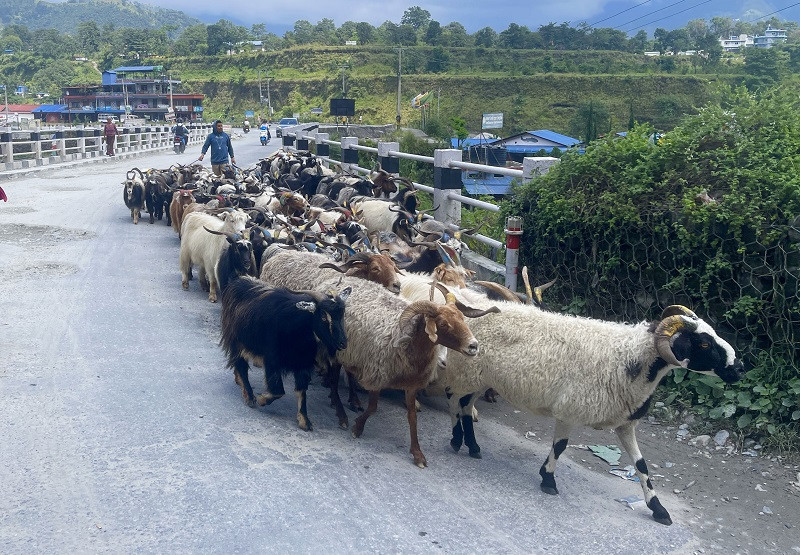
0, 0, 201, 34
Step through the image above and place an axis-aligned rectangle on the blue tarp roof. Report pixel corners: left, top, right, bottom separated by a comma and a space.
525, 130, 582, 147
463, 175, 514, 195
31, 104, 67, 113
114, 66, 159, 72
450, 137, 499, 149
505, 145, 560, 153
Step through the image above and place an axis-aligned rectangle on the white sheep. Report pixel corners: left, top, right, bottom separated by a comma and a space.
178, 210, 249, 302
432, 300, 743, 525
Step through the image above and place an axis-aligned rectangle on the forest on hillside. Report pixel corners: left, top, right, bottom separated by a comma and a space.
2, 5, 800, 137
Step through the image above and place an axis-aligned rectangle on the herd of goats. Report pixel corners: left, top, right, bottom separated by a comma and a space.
121, 150, 745, 526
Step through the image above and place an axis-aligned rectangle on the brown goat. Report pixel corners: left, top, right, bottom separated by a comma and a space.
170, 190, 196, 236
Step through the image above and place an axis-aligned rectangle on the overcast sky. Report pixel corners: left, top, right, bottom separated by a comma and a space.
136, 0, 798, 34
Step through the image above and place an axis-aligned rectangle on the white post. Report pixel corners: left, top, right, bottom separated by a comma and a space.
378, 141, 400, 176
522, 156, 559, 180
340, 136, 359, 173
433, 148, 462, 227
504, 216, 523, 291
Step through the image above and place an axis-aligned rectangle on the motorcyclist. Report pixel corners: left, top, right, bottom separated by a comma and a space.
172, 118, 189, 149
259, 121, 270, 143
243, 119, 251, 132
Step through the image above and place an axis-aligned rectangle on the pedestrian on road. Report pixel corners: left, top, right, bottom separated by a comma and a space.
199, 120, 235, 176
103, 117, 119, 156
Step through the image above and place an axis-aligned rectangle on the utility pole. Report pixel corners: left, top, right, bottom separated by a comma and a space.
338, 63, 349, 97
266, 73, 272, 120
396, 46, 402, 130
437, 88, 440, 118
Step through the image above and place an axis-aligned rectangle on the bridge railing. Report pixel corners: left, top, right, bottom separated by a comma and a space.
283, 125, 559, 290
0, 123, 212, 171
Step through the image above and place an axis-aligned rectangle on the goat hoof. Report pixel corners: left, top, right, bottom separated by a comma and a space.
468, 449, 482, 459
297, 419, 313, 432
351, 425, 364, 438
182, 282, 189, 290
653, 515, 673, 526
413, 455, 428, 468
338, 418, 349, 430
540, 485, 559, 495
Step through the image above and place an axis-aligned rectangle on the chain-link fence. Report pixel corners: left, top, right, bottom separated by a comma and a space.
522, 211, 800, 374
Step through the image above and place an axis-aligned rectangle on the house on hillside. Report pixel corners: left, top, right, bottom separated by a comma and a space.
451, 129, 579, 195
754, 25, 787, 48
47, 66, 204, 123
492, 130, 582, 162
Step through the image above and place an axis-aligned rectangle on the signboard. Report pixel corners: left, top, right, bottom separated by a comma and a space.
482, 112, 504, 130
245, 110, 255, 118
345, 40, 357, 46
330, 99, 355, 116
310, 107, 323, 114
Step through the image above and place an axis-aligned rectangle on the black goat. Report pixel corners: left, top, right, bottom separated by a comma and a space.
203, 227, 256, 293
145, 174, 171, 225
220, 277, 351, 431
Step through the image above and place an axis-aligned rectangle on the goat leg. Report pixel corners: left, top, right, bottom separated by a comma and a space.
405, 388, 427, 468
352, 390, 379, 438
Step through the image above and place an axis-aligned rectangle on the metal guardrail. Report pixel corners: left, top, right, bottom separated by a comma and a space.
285, 125, 560, 289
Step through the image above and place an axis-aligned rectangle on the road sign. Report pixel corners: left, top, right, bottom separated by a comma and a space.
482, 112, 504, 129
310, 107, 323, 114
245, 110, 255, 118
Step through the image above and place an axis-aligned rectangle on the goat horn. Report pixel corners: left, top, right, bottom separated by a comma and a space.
521, 266, 534, 305
475, 280, 522, 303
654, 315, 699, 368
661, 305, 698, 320
399, 300, 440, 324
203, 226, 241, 242
319, 262, 347, 273
435, 282, 500, 317
533, 278, 557, 305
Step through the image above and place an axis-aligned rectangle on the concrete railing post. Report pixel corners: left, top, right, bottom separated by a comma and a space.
77, 127, 86, 155
1, 131, 12, 164
340, 136, 359, 173
378, 141, 400, 175
314, 133, 330, 167
282, 125, 296, 148
522, 156, 559, 180
433, 148, 462, 227
31, 131, 42, 161
58, 127, 66, 158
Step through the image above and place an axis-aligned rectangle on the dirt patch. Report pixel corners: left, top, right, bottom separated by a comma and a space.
45, 186, 92, 192
0, 224, 96, 246
0, 206, 37, 215
0, 261, 80, 281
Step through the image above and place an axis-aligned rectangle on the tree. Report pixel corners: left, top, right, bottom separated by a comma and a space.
569, 100, 611, 143
450, 116, 468, 145
172, 24, 208, 56
314, 18, 337, 45
206, 19, 248, 55
401, 6, 431, 30
442, 22, 470, 47
498, 23, 534, 49
627, 30, 649, 53
426, 46, 449, 72
355, 22, 375, 45
250, 24, 267, 39
288, 20, 315, 45
77, 21, 100, 55
744, 47, 788, 89
424, 21, 442, 46
710, 16, 734, 39
473, 27, 496, 48
685, 19, 707, 47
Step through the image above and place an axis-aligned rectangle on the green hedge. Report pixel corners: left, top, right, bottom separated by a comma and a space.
502, 85, 800, 449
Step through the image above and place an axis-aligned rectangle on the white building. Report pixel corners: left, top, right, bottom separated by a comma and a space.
754, 25, 787, 48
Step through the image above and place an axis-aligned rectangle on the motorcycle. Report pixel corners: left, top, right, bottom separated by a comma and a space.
243, 121, 251, 133
173, 135, 186, 154
259, 129, 270, 146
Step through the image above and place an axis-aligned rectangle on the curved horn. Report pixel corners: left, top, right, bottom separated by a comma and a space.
661, 305, 698, 320
399, 300, 440, 324
521, 266, 534, 305
203, 226, 240, 242
318, 262, 347, 273
533, 278, 557, 305
654, 315, 699, 368
475, 280, 523, 303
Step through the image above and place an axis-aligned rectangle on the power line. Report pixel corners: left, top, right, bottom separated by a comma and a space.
745, 2, 800, 23
585, 0, 655, 27
622, 0, 712, 32
615, 0, 692, 30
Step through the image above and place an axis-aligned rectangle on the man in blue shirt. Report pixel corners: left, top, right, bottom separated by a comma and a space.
199, 120, 236, 176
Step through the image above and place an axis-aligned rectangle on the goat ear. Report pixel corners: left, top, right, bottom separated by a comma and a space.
295, 300, 316, 312
337, 286, 352, 302
424, 316, 438, 343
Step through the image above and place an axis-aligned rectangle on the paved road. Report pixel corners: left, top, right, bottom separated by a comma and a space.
0, 134, 700, 553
